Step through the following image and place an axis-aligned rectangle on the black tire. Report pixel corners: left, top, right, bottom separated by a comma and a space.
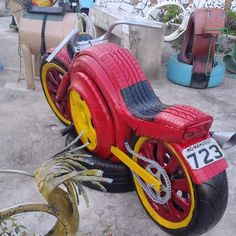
65, 131, 134, 193
162, 171, 228, 236
131, 136, 228, 236
186, 171, 228, 236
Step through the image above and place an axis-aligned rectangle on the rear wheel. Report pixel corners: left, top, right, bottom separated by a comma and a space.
40, 49, 72, 125
132, 136, 228, 236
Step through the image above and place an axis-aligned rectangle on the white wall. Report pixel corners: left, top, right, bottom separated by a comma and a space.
95, 0, 236, 12
165, 0, 236, 10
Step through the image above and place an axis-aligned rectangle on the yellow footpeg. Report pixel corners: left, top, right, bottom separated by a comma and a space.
110, 146, 161, 192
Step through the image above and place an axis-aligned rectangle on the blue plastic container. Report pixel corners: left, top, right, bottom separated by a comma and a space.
167, 55, 225, 88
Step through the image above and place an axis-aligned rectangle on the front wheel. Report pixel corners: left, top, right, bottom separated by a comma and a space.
40, 49, 72, 125
132, 137, 228, 236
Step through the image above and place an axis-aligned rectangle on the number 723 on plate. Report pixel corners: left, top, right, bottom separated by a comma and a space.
182, 138, 224, 170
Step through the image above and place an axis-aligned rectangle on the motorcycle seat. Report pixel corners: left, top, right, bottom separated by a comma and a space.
153, 104, 213, 142
121, 80, 166, 121
121, 79, 213, 142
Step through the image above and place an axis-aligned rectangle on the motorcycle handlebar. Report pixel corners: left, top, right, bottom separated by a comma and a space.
77, 19, 163, 46
46, 19, 163, 63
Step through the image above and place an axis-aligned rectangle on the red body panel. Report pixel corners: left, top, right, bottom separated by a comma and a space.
69, 72, 116, 158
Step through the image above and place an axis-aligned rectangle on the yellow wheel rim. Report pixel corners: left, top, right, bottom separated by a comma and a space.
69, 90, 97, 150
41, 62, 71, 125
133, 137, 195, 229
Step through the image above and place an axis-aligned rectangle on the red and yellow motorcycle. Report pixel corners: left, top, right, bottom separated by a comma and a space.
40, 19, 236, 236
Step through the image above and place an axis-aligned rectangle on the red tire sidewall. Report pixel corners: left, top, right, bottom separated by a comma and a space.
69, 72, 115, 159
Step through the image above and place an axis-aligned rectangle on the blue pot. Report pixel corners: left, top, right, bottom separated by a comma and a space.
167, 55, 225, 88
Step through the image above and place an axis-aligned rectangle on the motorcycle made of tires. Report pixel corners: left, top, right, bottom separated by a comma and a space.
40, 19, 236, 236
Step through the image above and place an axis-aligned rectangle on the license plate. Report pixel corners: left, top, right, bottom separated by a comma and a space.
182, 138, 224, 170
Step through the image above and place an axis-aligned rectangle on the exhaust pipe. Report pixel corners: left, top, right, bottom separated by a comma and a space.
211, 131, 236, 149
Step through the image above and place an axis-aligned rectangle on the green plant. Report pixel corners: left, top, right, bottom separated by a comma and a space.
102, 225, 112, 236
161, 5, 182, 24
0, 138, 112, 235
225, 9, 236, 36
0, 217, 26, 236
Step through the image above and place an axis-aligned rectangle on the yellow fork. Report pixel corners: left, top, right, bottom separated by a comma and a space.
110, 146, 162, 192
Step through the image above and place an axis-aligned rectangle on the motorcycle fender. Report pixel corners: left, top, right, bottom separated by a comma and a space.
168, 143, 228, 184
68, 72, 116, 158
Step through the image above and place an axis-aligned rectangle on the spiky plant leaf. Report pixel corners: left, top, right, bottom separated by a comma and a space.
77, 184, 89, 207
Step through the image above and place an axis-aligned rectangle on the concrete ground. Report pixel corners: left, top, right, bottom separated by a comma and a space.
0, 11, 236, 236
